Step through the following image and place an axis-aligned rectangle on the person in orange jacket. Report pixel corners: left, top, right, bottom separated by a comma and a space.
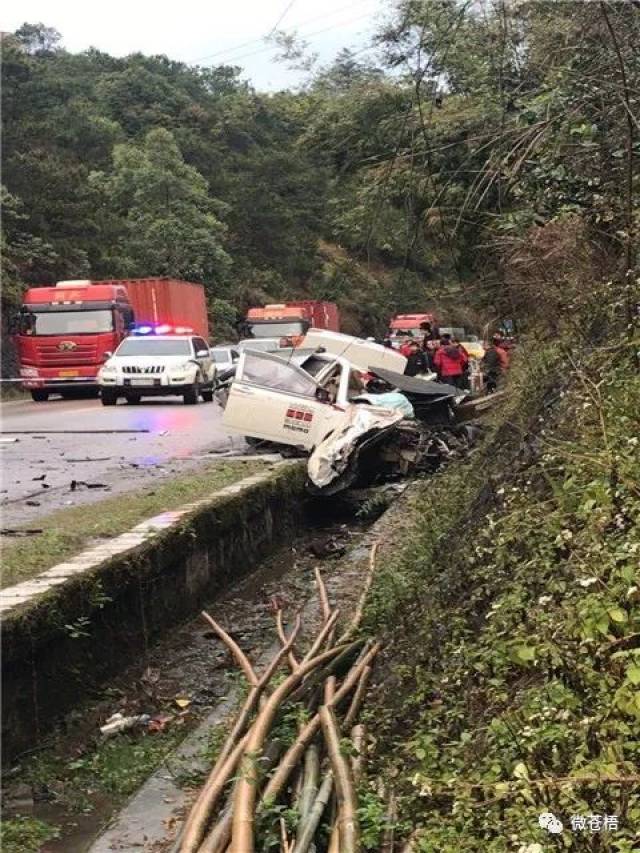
433, 334, 469, 388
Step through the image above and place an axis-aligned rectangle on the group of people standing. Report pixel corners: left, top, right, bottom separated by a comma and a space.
384, 321, 510, 392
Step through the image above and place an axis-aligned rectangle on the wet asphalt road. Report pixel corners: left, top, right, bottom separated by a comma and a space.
0, 395, 244, 526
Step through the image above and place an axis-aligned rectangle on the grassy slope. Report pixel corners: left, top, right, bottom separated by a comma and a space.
1, 460, 266, 588
362, 342, 640, 852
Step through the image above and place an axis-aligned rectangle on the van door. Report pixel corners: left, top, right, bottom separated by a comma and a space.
223, 350, 342, 449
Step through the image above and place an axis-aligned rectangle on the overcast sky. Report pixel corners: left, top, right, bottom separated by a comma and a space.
2, 0, 389, 90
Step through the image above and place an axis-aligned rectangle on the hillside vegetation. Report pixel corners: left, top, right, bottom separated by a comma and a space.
362, 341, 639, 851
2, 2, 637, 340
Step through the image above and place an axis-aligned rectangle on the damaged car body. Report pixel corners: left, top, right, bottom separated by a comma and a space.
221, 348, 469, 494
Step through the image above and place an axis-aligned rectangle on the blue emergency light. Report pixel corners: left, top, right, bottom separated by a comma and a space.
131, 324, 194, 336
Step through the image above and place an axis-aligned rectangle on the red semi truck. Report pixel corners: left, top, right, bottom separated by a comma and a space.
14, 278, 209, 401
244, 301, 340, 347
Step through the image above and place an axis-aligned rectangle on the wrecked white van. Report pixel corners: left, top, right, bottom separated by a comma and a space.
222, 349, 407, 490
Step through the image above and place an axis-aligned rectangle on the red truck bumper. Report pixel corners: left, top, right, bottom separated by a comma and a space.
20, 366, 99, 392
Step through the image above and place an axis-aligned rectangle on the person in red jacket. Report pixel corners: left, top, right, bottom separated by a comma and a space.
399, 336, 414, 358
434, 334, 469, 388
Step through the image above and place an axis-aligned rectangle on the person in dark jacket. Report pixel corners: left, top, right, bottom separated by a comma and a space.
433, 335, 468, 387
482, 334, 509, 392
404, 340, 429, 377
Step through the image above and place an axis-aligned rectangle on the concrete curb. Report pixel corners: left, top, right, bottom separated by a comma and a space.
1, 461, 306, 760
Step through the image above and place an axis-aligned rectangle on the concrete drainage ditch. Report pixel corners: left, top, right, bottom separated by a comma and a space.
2, 461, 307, 761
1, 472, 404, 853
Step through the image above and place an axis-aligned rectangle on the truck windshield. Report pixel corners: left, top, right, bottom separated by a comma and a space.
23, 310, 114, 336
116, 339, 192, 356
249, 322, 305, 338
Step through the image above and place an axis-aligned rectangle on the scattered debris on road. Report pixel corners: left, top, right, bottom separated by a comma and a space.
100, 712, 151, 738
70, 480, 109, 491
1, 529, 43, 537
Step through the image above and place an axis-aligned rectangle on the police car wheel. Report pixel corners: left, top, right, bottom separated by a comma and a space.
183, 381, 200, 405
126, 395, 141, 405
101, 391, 118, 406
201, 386, 214, 402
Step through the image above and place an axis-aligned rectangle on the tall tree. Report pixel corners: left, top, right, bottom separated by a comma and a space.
90, 128, 231, 287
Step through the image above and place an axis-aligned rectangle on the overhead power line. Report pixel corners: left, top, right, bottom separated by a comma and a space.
189, 0, 377, 64
217, 12, 376, 65
267, 0, 298, 37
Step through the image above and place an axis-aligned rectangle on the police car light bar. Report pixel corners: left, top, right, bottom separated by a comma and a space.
132, 324, 194, 336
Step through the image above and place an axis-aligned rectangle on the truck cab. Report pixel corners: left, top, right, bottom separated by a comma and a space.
14, 281, 134, 401
388, 313, 437, 347
244, 305, 311, 347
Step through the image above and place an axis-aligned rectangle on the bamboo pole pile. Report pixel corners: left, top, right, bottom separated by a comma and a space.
176, 552, 381, 853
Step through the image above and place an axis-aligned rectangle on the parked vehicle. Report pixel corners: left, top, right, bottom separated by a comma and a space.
243, 301, 340, 347
388, 312, 437, 346
98, 327, 216, 406
439, 327, 485, 361
237, 338, 281, 354
13, 278, 208, 401
210, 345, 240, 374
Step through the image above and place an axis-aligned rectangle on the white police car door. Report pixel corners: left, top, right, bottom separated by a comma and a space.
223, 350, 338, 449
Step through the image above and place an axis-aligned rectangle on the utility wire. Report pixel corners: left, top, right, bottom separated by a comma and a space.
267, 0, 298, 38
190, 0, 377, 63
208, 12, 376, 66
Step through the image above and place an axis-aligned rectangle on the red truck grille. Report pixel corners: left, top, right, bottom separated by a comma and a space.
35, 342, 98, 365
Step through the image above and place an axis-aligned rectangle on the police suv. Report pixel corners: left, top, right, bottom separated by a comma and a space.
98, 325, 216, 406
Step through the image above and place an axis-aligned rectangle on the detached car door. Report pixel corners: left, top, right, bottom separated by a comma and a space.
223, 350, 338, 449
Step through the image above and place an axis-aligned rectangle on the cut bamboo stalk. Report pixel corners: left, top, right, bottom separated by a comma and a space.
290, 640, 364, 704
260, 643, 381, 807
181, 617, 301, 853
201, 611, 258, 686
179, 734, 248, 853
301, 610, 340, 666
229, 644, 349, 853
324, 675, 336, 704
280, 817, 291, 853
298, 744, 320, 824
276, 609, 300, 672
198, 799, 232, 853
320, 705, 360, 853
327, 825, 339, 853
292, 771, 334, 853
350, 725, 366, 784
336, 542, 379, 644
344, 664, 372, 729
